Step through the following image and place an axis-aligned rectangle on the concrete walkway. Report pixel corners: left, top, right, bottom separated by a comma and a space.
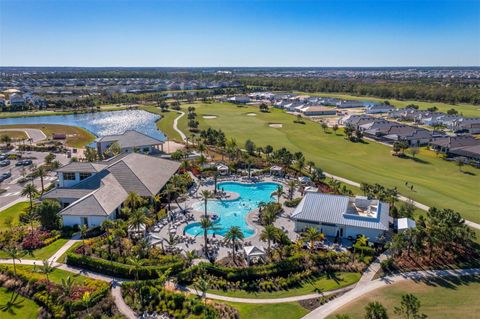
48, 235, 81, 263
302, 267, 480, 319
184, 285, 355, 304
172, 111, 186, 141
0, 128, 47, 142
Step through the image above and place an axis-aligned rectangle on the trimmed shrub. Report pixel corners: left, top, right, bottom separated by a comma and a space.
66, 253, 185, 279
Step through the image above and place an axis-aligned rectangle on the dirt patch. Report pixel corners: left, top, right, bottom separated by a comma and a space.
246, 113, 257, 116
269, 123, 283, 128
164, 141, 185, 154
202, 115, 217, 119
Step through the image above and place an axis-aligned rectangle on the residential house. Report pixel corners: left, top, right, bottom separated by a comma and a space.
42, 153, 180, 227
291, 193, 390, 243
336, 100, 364, 108
300, 106, 336, 116
429, 136, 480, 154
365, 104, 395, 114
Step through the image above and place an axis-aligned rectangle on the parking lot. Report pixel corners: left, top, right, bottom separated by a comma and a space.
0, 151, 70, 209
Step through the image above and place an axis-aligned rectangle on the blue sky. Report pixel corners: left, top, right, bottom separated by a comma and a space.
0, 0, 478, 67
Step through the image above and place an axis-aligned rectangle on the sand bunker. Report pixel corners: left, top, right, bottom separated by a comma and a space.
202, 115, 217, 119
246, 113, 257, 116
269, 123, 283, 128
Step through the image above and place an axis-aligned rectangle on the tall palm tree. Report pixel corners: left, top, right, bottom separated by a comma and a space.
124, 192, 143, 210
193, 275, 210, 304
127, 257, 144, 305
21, 183, 39, 215
287, 180, 297, 200
1, 246, 25, 277
36, 166, 47, 194
200, 190, 213, 217
224, 226, 244, 263
39, 259, 54, 307
128, 207, 151, 237
260, 225, 279, 256
161, 183, 176, 211
61, 276, 75, 314
307, 161, 316, 174
272, 185, 285, 204
300, 227, 325, 252
80, 224, 88, 254
200, 217, 214, 257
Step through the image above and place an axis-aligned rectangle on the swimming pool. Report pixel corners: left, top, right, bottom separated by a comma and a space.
184, 182, 280, 238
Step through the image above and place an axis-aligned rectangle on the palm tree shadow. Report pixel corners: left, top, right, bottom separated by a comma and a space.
0, 291, 26, 315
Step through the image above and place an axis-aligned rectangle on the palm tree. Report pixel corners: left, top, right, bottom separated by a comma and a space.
39, 259, 55, 307
200, 189, 213, 217
124, 192, 143, 210
1, 246, 25, 277
127, 257, 144, 305
61, 276, 75, 314
128, 207, 151, 238
1, 134, 11, 148
307, 161, 316, 174
21, 183, 39, 215
260, 225, 279, 256
161, 183, 176, 211
198, 143, 206, 156
272, 185, 285, 204
193, 275, 210, 304
36, 166, 47, 194
200, 217, 217, 257
301, 227, 325, 252
224, 226, 244, 263
287, 180, 297, 200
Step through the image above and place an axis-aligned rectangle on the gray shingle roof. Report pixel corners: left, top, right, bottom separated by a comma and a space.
291, 193, 389, 231
54, 153, 180, 217
57, 162, 107, 173
96, 130, 164, 148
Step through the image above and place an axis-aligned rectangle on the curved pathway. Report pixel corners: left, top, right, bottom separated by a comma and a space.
172, 111, 186, 141
183, 285, 355, 304
0, 128, 47, 142
302, 267, 480, 319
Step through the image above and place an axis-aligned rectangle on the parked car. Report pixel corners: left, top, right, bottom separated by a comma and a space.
0, 154, 7, 161
0, 172, 11, 182
15, 159, 33, 166
0, 160, 10, 167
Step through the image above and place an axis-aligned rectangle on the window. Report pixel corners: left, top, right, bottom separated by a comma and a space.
81, 217, 88, 226
63, 172, 75, 180
79, 172, 91, 180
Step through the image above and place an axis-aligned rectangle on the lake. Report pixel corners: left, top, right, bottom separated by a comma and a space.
0, 110, 165, 141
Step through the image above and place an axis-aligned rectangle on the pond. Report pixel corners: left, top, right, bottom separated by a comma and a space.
0, 110, 165, 141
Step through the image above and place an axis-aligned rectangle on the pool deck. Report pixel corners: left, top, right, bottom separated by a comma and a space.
155, 176, 301, 260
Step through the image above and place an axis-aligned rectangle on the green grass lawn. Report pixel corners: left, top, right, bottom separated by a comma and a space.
0, 238, 68, 260
293, 91, 480, 118
0, 130, 28, 140
0, 124, 95, 148
208, 272, 360, 299
174, 102, 480, 222
141, 106, 183, 141
0, 202, 29, 231
224, 301, 309, 319
0, 287, 40, 319
328, 275, 480, 319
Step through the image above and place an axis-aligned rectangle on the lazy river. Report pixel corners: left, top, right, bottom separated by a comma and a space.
184, 182, 280, 238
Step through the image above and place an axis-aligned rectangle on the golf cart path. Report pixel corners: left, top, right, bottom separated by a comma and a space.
0, 128, 47, 142
301, 267, 480, 319
172, 111, 187, 141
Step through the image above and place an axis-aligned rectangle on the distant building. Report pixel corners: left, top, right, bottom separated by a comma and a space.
300, 106, 336, 116
365, 104, 395, 114
95, 130, 164, 155
336, 100, 364, 108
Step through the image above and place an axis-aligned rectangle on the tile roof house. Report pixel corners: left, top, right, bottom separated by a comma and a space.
429, 136, 480, 154
95, 130, 164, 156
291, 192, 390, 243
43, 153, 180, 228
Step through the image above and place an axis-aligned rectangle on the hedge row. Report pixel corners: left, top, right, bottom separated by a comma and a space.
178, 255, 306, 283
66, 252, 185, 279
